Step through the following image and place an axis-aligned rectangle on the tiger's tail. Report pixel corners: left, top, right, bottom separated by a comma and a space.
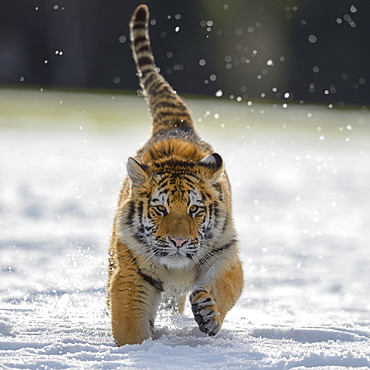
130, 4, 195, 136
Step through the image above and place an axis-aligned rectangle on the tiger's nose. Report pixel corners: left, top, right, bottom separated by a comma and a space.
169, 237, 189, 248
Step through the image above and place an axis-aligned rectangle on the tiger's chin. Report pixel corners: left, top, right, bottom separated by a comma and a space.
158, 254, 194, 269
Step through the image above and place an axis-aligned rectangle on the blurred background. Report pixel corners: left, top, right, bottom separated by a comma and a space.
1, 0, 369, 106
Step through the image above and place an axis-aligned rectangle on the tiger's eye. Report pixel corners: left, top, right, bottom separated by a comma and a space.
156, 205, 166, 212
189, 205, 199, 213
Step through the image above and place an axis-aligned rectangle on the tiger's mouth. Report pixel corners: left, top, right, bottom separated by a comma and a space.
150, 238, 200, 267
154, 245, 196, 259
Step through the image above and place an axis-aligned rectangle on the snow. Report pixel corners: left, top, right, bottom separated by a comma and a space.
1, 89, 370, 369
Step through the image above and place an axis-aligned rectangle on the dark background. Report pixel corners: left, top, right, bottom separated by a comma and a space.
1, 0, 369, 105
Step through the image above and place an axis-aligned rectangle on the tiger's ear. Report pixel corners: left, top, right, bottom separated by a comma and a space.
127, 157, 148, 188
199, 153, 224, 183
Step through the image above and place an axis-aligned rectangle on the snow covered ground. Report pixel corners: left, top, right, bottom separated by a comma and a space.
1, 89, 370, 369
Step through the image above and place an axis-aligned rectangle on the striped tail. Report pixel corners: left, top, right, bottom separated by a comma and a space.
130, 4, 195, 136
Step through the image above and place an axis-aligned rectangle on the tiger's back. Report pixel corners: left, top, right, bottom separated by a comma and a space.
108, 4, 244, 346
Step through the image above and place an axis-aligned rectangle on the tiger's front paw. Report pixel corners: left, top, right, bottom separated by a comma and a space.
190, 289, 221, 336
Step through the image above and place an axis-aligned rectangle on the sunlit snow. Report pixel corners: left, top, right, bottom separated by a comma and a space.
0, 89, 369, 369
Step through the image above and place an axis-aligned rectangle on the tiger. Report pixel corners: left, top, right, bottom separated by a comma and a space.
108, 4, 244, 346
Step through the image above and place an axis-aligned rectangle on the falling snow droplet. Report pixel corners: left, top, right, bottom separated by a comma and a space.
308, 35, 317, 43
215, 89, 223, 97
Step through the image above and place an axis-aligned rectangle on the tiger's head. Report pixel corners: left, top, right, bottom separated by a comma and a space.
117, 150, 229, 269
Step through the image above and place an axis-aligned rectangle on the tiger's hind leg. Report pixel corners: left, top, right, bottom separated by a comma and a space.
190, 257, 244, 336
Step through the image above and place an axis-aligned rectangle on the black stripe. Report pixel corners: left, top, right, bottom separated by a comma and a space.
189, 288, 207, 302
132, 298, 147, 305
138, 201, 144, 221
133, 36, 147, 47
149, 84, 177, 97
148, 81, 165, 95
138, 56, 154, 67
152, 91, 178, 100
136, 44, 151, 55
158, 188, 169, 196
153, 101, 188, 112
156, 100, 181, 108
142, 69, 156, 83
198, 238, 237, 266
149, 319, 154, 330
137, 268, 164, 293
213, 238, 237, 253
212, 202, 219, 218
132, 23, 146, 31
157, 175, 170, 187
156, 111, 190, 119
121, 249, 163, 293
125, 201, 136, 226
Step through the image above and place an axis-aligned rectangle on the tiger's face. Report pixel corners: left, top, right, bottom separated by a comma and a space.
119, 154, 227, 269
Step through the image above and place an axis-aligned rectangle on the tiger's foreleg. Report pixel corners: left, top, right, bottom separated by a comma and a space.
190, 256, 244, 336
109, 247, 162, 346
